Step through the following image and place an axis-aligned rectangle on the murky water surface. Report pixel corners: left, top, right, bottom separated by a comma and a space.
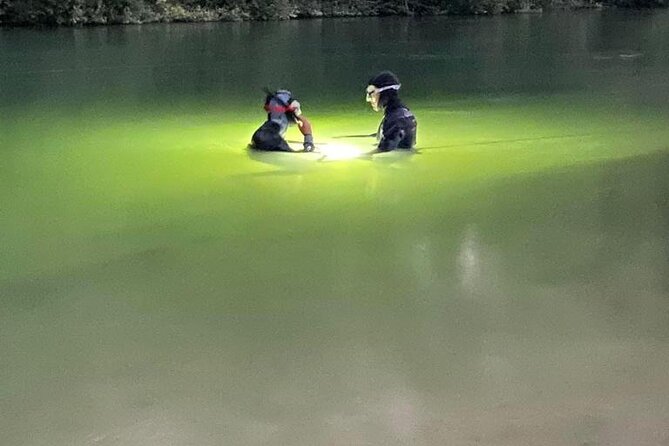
1, 11, 669, 445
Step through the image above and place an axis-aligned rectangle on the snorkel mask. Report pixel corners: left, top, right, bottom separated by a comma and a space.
365, 83, 401, 112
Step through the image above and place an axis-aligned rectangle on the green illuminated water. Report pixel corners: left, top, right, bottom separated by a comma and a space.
2, 11, 669, 445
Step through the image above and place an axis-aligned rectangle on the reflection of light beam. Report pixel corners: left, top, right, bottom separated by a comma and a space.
319, 142, 364, 161
458, 225, 480, 296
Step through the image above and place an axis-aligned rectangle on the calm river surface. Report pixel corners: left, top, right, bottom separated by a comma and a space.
2, 10, 669, 446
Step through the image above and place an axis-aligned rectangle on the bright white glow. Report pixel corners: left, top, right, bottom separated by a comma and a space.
319, 142, 364, 161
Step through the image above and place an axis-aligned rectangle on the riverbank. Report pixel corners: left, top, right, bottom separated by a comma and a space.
0, 0, 665, 26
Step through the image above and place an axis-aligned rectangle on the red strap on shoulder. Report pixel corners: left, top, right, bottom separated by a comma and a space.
264, 104, 295, 113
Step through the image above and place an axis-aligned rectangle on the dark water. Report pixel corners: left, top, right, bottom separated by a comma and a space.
2, 11, 668, 108
1, 11, 669, 446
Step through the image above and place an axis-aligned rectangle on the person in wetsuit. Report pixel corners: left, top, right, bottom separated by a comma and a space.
365, 71, 417, 152
251, 89, 315, 152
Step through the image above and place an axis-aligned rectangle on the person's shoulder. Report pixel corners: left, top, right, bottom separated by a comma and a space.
393, 105, 414, 119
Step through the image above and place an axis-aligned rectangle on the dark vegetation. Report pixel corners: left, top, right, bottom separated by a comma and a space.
0, 0, 665, 25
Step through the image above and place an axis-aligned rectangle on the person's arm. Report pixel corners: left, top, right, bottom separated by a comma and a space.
378, 117, 404, 152
287, 100, 314, 152
295, 115, 314, 151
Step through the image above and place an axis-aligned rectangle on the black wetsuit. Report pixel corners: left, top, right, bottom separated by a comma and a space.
251, 90, 313, 152
378, 96, 417, 152
252, 120, 293, 152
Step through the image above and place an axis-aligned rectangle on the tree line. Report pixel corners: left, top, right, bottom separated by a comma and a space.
0, 0, 665, 26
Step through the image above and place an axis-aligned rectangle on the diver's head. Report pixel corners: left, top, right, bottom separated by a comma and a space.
265, 89, 293, 107
274, 89, 292, 103
277, 89, 303, 117
365, 71, 401, 112
264, 88, 302, 117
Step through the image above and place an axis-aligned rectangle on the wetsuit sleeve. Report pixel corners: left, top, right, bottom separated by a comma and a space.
378, 116, 405, 152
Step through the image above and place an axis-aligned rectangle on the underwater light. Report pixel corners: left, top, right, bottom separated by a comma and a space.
319, 142, 364, 161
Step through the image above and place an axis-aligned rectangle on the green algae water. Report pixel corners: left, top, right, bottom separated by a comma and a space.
2, 11, 669, 445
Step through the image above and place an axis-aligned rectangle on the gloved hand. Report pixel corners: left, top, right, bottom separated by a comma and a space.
290, 100, 302, 117
303, 134, 315, 152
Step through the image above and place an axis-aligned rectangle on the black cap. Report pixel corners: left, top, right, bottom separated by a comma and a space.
368, 71, 400, 88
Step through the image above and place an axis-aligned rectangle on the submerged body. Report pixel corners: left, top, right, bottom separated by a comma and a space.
366, 71, 417, 152
251, 90, 314, 152
377, 95, 417, 151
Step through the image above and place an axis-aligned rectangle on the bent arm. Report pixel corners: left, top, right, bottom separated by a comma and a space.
378, 120, 404, 152
296, 115, 314, 146
296, 115, 312, 136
